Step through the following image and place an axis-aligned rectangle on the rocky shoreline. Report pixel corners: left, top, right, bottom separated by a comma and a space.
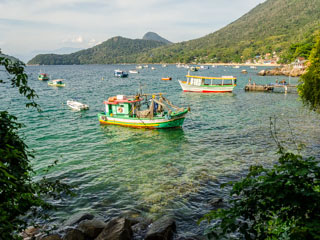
258, 65, 306, 77
21, 212, 208, 240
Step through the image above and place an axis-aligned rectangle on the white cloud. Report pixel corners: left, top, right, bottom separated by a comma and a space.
62, 35, 84, 44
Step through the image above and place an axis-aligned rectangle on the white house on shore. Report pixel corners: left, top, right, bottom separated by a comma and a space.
292, 57, 307, 69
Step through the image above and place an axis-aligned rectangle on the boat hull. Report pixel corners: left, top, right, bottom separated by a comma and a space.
48, 83, 65, 87
98, 111, 187, 129
67, 101, 89, 111
178, 80, 234, 93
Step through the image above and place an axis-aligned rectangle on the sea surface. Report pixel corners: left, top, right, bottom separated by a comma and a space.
1, 64, 320, 237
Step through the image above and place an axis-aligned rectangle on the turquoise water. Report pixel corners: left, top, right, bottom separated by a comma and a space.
1, 64, 320, 237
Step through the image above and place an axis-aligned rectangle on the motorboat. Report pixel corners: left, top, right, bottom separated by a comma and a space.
67, 100, 89, 111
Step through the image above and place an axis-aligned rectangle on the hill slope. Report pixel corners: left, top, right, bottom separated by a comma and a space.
137, 0, 320, 63
28, 36, 166, 65
142, 32, 172, 44
28, 0, 320, 65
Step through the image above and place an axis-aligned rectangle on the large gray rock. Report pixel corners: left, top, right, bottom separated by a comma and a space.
40, 234, 62, 240
63, 229, 86, 240
78, 219, 106, 239
95, 217, 133, 240
145, 216, 176, 240
63, 213, 95, 226
258, 70, 266, 76
132, 220, 152, 239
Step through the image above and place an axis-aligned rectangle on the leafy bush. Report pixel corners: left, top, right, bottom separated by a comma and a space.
0, 55, 73, 239
200, 122, 320, 240
298, 33, 320, 111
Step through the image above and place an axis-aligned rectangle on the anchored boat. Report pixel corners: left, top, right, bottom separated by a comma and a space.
114, 70, 128, 78
178, 74, 237, 93
38, 73, 49, 81
48, 79, 65, 87
67, 100, 89, 111
98, 94, 188, 129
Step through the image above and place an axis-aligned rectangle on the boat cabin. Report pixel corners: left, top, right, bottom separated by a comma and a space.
52, 79, 64, 84
104, 95, 142, 117
38, 73, 49, 80
114, 70, 128, 78
186, 75, 237, 86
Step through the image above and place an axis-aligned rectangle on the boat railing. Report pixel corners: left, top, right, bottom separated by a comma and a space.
186, 75, 236, 86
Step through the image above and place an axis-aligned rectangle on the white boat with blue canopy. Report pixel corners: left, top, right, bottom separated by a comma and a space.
114, 70, 128, 78
178, 74, 237, 93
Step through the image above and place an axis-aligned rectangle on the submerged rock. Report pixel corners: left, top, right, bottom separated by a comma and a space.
78, 219, 106, 239
132, 219, 153, 240
208, 198, 223, 208
145, 216, 176, 240
63, 229, 86, 240
95, 217, 133, 240
63, 212, 95, 226
40, 234, 62, 240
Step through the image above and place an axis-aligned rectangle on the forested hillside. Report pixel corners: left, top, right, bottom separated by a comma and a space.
28, 0, 320, 65
28, 37, 167, 65
137, 0, 320, 63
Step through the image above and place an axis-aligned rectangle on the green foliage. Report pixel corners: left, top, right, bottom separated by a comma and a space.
0, 55, 39, 109
298, 34, 320, 111
200, 119, 320, 239
280, 31, 317, 63
199, 148, 320, 239
0, 56, 73, 239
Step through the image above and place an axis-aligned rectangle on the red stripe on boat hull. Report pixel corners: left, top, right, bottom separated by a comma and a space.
183, 90, 232, 93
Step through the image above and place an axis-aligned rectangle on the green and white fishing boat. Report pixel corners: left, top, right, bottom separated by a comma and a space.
98, 94, 189, 129
38, 73, 49, 81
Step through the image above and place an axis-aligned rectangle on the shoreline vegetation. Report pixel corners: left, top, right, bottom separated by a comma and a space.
27, 62, 282, 67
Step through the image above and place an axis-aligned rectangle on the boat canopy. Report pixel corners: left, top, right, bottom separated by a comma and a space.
104, 98, 142, 105
186, 75, 236, 80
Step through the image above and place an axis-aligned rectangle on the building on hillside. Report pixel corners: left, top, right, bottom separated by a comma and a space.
292, 57, 307, 69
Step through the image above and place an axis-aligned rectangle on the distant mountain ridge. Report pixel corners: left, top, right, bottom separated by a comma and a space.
28, 36, 166, 65
142, 32, 172, 44
28, 0, 320, 65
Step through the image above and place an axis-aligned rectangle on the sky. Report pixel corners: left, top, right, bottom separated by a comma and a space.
0, 0, 266, 61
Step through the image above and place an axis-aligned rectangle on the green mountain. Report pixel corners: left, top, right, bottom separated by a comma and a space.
137, 0, 320, 63
142, 32, 172, 44
27, 36, 166, 65
28, 0, 320, 65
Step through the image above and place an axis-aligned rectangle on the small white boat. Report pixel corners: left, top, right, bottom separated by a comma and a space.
48, 79, 65, 87
129, 70, 139, 74
136, 65, 143, 69
114, 69, 128, 78
151, 67, 156, 70
67, 100, 89, 111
